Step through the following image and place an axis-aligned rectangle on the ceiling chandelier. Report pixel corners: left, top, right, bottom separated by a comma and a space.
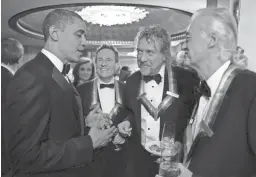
76, 6, 149, 26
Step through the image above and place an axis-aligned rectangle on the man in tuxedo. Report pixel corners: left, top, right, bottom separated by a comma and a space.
178, 8, 256, 177
119, 66, 132, 82
77, 44, 129, 177
1, 38, 24, 176
118, 25, 199, 177
3, 9, 116, 177
1, 38, 24, 104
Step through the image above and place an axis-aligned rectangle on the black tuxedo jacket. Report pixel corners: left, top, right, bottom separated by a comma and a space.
188, 70, 256, 177
124, 66, 199, 144
77, 78, 128, 127
77, 79, 129, 177
3, 52, 93, 177
1, 66, 13, 104
123, 66, 199, 177
1, 66, 14, 175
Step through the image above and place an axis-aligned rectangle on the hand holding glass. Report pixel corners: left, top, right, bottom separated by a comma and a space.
159, 122, 180, 177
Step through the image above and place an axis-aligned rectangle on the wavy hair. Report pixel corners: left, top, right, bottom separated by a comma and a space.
134, 25, 172, 63
72, 58, 95, 86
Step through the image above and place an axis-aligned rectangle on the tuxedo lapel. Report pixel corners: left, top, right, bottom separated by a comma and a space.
159, 70, 168, 139
87, 78, 101, 110
33, 54, 83, 137
116, 80, 124, 104
159, 69, 172, 139
133, 73, 142, 134
162, 67, 169, 100
97, 79, 124, 108
96, 81, 103, 110
70, 84, 85, 136
97, 89, 102, 109
134, 69, 177, 140
52, 69, 84, 135
52, 68, 84, 134
184, 66, 242, 164
159, 67, 187, 140
37, 53, 84, 136
52, 67, 71, 91
36, 52, 71, 92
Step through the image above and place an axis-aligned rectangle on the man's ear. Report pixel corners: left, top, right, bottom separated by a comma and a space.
49, 25, 59, 41
208, 33, 218, 49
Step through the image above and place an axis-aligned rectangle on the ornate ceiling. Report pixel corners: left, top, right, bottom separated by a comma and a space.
9, 5, 191, 47
2, 0, 212, 47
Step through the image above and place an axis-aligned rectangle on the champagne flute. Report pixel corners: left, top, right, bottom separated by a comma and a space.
161, 122, 175, 143
112, 130, 122, 151
108, 104, 124, 151
98, 113, 122, 151
159, 122, 180, 177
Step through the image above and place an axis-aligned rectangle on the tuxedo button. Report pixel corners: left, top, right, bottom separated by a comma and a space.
148, 128, 150, 130
151, 100, 153, 102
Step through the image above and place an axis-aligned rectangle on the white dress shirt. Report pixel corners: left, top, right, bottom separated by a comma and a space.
97, 78, 115, 114
192, 61, 231, 140
1, 63, 15, 75
141, 65, 165, 147
41, 49, 70, 82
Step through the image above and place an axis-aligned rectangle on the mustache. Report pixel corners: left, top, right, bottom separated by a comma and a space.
139, 61, 151, 66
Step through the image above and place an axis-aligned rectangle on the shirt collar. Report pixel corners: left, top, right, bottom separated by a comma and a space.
142, 64, 165, 84
1, 63, 15, 75
98, 77, 115, 85
207, 60, 231, 97
41, 49, 64, 73
158, 64, 165, 78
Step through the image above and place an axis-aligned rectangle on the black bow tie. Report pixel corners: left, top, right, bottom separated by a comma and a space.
194, 80, 211, 98
143, 74, 162, 84
100, 83, 114, 89
62, 63, 70, 76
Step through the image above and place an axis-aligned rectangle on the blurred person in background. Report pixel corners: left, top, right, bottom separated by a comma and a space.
1, 37, 24, 176
119, 65, 132, 82
1, 38, 24, 104
73, 57, 95, 86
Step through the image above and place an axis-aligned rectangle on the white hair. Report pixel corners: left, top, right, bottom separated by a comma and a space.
192, 8, 238, 48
